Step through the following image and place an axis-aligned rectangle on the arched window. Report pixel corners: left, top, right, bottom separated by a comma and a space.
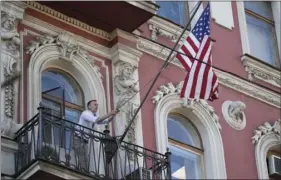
41, 69, 85, 149
41, 69, 85, 122
167, 113, 205, 179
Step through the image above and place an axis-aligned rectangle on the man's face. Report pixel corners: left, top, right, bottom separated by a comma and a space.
89, 101, 98, 112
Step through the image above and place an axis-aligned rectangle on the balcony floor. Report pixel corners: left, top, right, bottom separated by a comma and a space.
16, 160, 93, 180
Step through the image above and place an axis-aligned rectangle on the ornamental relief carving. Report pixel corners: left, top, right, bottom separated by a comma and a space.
147, 16, 189, 42
222, 101, 246, 130
1, 11, 21, 136
114, 61, 139, 145
152, 81, 221, 130
251, 119, 281, 144
241, 54, 281, 88
26, 32, 102, 80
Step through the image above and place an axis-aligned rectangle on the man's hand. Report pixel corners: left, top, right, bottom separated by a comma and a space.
111, 109, 119, 116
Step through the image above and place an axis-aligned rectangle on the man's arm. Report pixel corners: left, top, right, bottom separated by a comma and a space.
95, 110, 119, 124
96, 115, 115, 125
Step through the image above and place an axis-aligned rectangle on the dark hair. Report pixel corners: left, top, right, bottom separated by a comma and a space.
87, 100, 97, 109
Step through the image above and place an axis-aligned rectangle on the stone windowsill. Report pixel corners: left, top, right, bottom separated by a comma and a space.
241, 54, 281, 88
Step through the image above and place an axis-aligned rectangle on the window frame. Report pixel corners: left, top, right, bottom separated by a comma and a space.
167, 113, 206, 179
42, 68, 85, 118
41, 68, 85, 148
156, 1, 190, 27
237, 1, 281, 67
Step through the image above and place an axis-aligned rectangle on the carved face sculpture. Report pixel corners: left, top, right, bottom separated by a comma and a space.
120, 63, 135, 79
1, 14, 16, 31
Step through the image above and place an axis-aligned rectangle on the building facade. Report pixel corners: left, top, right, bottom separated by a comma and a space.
1, 1, 280, 179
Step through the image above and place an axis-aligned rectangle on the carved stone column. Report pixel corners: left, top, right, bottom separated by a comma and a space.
0, 2, 27, 137
110, 43, 143, 146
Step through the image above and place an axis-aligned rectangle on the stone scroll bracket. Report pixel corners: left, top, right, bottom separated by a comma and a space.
1, 1, 27, 138
110, 43, 144, 147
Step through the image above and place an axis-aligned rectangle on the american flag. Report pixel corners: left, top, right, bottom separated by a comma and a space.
176, 3, 219, 101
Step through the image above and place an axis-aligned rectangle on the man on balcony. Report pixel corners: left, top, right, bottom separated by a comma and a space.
73, 99, 119, 172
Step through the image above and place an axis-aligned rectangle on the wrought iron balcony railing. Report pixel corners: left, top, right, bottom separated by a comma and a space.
14, 107, 171, 179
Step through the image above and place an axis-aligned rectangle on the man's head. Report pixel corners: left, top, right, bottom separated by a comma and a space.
87, 100, 98, 112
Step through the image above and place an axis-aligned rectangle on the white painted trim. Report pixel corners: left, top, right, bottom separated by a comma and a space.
154, 94, 227, 179
271, 1, 281, 56
252, 120, 281, 179
210, 1, 234, 30
27, 44, 107, 130
237, 1, 281, 61
20, 29, 40, 124
241, 54, 281, 88
236, 1, 250, 54
255, 132, 280, 179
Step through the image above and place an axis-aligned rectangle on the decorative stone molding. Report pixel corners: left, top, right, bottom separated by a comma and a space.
222, 101, 246, 130
251, 119, 281, 144
114, 61, 139, 144
152, 81, 221, 130
241, 54, 281, 88
1, 2, 27, 137
215, 70, 281, 109
22, 15, 111, 59
26, 33, 107, 129
251, 119, 281, 179
110, 43, 143, 147
26, 32, 102, 80
25, 1, 111, 40
154, 93, 227, 179
148, 16, 189, 42
137, 38, 177, 61
136, 38, 281, 109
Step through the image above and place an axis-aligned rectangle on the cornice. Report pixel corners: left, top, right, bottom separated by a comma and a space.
25, 1, 111, 40
241, 54, 281, 88
147, 16, 189, 42
136, 38, 281, 109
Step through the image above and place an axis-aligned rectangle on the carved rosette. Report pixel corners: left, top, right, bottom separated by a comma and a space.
222, 101, 246, 130
26, 32, 102, 80
152, 81, 221, 130
251, 119, 281, 144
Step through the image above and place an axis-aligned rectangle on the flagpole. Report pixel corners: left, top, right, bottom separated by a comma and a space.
118, 1, 203, 144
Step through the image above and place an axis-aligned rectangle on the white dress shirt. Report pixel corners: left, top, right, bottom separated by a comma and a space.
75, 110, 109, 140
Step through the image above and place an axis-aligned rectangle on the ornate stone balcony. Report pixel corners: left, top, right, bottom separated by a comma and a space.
2, 107, 171, 180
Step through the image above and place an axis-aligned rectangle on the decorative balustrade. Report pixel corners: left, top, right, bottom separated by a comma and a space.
14, 107, 171, 179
